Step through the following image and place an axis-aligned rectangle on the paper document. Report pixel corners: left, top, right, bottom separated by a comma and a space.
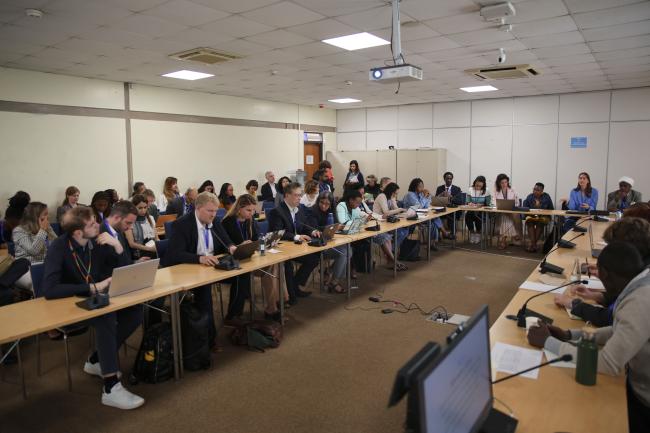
544, 350, 575, 368
584, 277, 604, 291
267, 248, 281, 254
520, 280, 558, 292
491, 342, 544, 380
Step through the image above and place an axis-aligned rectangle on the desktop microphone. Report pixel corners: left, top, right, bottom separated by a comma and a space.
572, 217, 590, 233
511, 279, 588, 327
299, 221, 327, 247
557, 232, 585, 249
209, 227, 240, 270
492, 354, 573, 384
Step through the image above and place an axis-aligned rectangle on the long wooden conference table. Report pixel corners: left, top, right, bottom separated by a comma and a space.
1, 207, 626, 433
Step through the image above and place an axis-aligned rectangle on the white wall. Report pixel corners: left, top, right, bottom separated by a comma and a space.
0, 68, 336, 215
337, 87, 650, 207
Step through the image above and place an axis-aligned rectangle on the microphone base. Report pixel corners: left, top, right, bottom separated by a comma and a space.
573, 226, 587, 233
516, 308, 554, 328
557, 239, 576, 248
479, 408, 518, 433
540, 261, 564, 275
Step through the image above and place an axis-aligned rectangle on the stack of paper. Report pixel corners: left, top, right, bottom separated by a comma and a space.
491, 342, 544, 380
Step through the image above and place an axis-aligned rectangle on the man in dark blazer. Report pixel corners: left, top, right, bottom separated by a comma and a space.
99, 200, 138, 266
165, 192, 237, 348
165, 187, 197, 218
260, 171, 277, 203
435, 172, 463, 238
267, 182, 319, 304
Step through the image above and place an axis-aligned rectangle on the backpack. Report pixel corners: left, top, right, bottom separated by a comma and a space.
230, 320, 282, 352
180, 302, 211, 371
352, 239, 373, 273
399, 238, 421, 262
131, 322, 174, 384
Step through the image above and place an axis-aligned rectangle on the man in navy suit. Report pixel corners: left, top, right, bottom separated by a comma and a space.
165, 192, 236, 348
267, 182, 319, 304
435, 172, 463, 238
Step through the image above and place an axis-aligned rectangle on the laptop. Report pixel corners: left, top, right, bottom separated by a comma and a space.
155, 214, 176, 228
108, 258, 159, 297
430, 196, 449, 207
495, 199, 515, 211
263, 230, 284, 248
232, 240, 259, 260
589, 224, 603, 258
320, 223, 339, 241
338, 218, 364, 235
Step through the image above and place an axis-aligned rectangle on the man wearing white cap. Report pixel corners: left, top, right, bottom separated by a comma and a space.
607, 176, 643, 211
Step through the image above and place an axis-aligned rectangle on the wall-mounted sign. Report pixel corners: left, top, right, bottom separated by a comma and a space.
306, 155, 314, 165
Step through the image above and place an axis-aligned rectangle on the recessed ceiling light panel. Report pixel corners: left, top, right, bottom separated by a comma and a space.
322, 32, 389, 51
328, 98, 361, 104
162, 70, 214, 80
460, 85, 498, 93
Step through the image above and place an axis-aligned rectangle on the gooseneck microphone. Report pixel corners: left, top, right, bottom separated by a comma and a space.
539, 233, 584, 274
512, 279, 588, 327
557, 232, 585, 249
572, 216, 590, 233
492, 354, 573, 384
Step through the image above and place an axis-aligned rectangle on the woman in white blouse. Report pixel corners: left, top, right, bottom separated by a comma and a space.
300, 180, 319, 208
494, 173, 522, 249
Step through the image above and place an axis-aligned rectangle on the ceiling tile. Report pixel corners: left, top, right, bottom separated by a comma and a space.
335, 5, 415, 31
573, 2, 650, 29
520, 30, 585, 48
565, 0, 643, 14
109, 0, 170, 13
0, 23, 71, 46
199, 15, 274, 38
542, 53, 597, 66
245, 29, 314, 49
163, 28, 235, 47
241, 1, 325, 28
424, 12, 494, 35
112, 13, 189, 38
291, 0, 383, 17
191, 0, 280, 14
142, 0, 231, 27
583, 20, 650, 42
511, 16, 577, 38
211, 38, 274, 56
287, 19, 360, 41
313, 51, 371, 66
510, 0, 569, 23
447, 28, 514, 46
593, 46, 650, 60
43, 0, 134, 26
399, 0, 478, 21
282, 41, 342, 57
589, 34, 650, 51
532, 43, 591, 58
374, 22, 441, 42
403, 36, 461, 54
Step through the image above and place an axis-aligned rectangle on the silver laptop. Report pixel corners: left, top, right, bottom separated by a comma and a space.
589, 224, 603, 258
108, 258, 159, 297
338, 218, 364, 235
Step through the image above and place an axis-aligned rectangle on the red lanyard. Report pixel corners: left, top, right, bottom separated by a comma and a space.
68, 240, 92, 283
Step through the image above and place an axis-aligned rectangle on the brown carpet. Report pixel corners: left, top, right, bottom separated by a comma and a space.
1, 246, 536, 433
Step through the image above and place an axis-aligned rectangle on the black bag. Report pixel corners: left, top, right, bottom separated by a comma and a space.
352, 240, 373, 273
180, 302, 211, 371
230, 320, 282, 352
398, 238, 421, 262
131, 322, 174, 384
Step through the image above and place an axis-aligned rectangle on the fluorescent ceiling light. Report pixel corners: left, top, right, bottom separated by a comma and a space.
460, 85, 498, 93
162, 70, 214, 80
328, 98, 361, 104
322, 32, 389, 51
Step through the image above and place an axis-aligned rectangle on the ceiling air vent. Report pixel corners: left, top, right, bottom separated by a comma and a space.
169, 47, 241, 65
465, 64, 540, 80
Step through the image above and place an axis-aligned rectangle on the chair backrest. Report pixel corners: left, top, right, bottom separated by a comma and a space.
50, 222, 62, 236
164, 221, 175, 239
217, 208, 226, 218
262, 201, 275, 212
155, 240, 169, 266
156, 214, 176, 228
258, 220, 269, 236
30, 262, 46, 298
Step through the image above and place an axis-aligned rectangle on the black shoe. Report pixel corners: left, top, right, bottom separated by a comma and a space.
295, 289, 312, 298
287, 297, 299, 306
264, 311, 282, 322
430, 244, 438, 251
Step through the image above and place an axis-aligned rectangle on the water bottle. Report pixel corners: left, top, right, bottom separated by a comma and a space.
575, 332, 598, 386
259, 239, 265, 256
327, 212, 334, 226
615, 210, 623, 221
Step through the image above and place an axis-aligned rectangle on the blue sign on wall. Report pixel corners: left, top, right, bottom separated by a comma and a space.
570, 136, 587, 148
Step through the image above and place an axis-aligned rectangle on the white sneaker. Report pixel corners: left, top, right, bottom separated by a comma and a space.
101, 382, 145, 410
84, 361, 122, 379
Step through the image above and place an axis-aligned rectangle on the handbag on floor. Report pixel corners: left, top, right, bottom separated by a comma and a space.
180, 301, 211, 371
230, 320, 282, 352
398, 238, 421, 262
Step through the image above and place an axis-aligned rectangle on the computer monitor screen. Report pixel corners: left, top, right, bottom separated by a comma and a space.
417, 305, 492, 433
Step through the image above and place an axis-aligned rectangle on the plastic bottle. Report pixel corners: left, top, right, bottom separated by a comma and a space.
616, 210, 623, 221
327, 212, 334, 226
259, 239, 265, 256
575, 332, 598, 386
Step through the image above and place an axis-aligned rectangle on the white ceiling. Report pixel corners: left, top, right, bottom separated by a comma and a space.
0, 0, 649, 108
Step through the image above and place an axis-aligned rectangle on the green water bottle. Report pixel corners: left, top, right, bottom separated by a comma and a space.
575, 332, 598, 386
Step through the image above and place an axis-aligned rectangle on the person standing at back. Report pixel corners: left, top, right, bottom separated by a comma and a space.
260, 171, 277, 202
343, 160, 364, 191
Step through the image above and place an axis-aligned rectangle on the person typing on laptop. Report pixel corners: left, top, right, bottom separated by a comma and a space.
164, 192, 236, 350
435, 172, 463, 239
42, 206, 145, 410
267, 182, 319, 305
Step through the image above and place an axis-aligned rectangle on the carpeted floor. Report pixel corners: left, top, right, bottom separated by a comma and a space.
1, 245, 538, 433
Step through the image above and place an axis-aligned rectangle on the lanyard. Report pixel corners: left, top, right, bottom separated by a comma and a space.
236, 219, 248, 241
68, 240, 92, 283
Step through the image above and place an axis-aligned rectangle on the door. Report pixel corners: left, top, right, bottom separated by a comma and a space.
303, 142, 321, 181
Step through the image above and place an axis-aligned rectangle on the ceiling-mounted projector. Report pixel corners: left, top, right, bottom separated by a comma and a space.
369, 64, 423, 83
480, 2, 516, 22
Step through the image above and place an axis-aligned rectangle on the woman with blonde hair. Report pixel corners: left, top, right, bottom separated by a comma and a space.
221, 194, 287, 321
